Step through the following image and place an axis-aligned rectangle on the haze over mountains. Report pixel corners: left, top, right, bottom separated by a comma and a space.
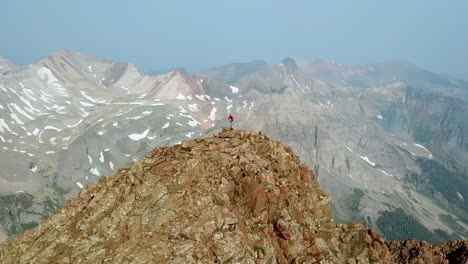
0, 50, 467, 244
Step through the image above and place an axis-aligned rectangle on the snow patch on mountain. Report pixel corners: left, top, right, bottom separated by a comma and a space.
378, 169, 394, 177
10, 112, 24, 125
318, 100, 333, 108
31, 128, 39, 136
229, 85, 239, 94
209, 107, 217, 121
187, 119, 199, 127
22, 88, 38, 102
113, 102, 144, 105
44, 125, 62, 132
188, 104, 199, 112
411, 143, 433, 159
291, 73, 305, 93
17, 94, 41, 114
414, 143, 429, 152
37, 67, 61, 88
80, 91, 105, 104
176, 93, 186, 100
80, 101, 94, 107
90, 167, 100, 177
179, 106, 187, 113
128, 128, 150, 141
360, 156, 376, 167
49, 137, 57, 145
67, 119, 83, 128
0, 119, 11, 133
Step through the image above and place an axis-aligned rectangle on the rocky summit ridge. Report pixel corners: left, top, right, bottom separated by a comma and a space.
0, 129, 466, 263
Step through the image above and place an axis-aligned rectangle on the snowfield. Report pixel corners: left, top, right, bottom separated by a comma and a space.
128, 128, 150, 141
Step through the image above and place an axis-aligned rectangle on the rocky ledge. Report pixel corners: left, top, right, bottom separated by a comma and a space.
0, 128, 466, 263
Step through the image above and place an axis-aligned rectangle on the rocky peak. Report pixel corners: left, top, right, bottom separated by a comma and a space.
37, 49, 112, 86
45, 49, 109, 65
154, 68, 205, 98
280, 57, 299, 71
0, 128, 466, 263
172, 67, 188, 76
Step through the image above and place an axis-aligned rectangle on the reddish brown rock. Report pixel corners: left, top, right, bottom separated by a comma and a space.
0, 128, 465, 263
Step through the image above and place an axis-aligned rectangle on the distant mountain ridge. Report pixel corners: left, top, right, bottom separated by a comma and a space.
198, 59, 268, 83
203, 57, 468, 99
294, 58, 468, 97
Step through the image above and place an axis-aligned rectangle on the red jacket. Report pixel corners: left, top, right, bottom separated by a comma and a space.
228, 115, 234, 122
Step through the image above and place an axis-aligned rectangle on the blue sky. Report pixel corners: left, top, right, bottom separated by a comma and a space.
1, 0, 468, 78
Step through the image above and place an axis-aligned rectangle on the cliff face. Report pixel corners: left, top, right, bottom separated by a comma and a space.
0, 129, 466, 263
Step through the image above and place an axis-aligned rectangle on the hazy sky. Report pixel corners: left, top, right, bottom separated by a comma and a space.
1, 0, 467, 78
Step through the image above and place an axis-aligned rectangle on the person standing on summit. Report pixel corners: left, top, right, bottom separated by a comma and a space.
228, 114, 234, 129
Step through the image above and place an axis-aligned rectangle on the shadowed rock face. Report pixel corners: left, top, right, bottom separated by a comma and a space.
0, 129, 465, 263
386, 239, 468, 264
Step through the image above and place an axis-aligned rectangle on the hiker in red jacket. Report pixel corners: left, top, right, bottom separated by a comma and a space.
228, 114, 234, 129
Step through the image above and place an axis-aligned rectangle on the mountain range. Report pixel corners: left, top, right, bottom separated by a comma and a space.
0, 49, 467, 244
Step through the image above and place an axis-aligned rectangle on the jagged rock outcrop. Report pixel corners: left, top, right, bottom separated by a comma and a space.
0, 129, 466, 263
385, 239, 468, 264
